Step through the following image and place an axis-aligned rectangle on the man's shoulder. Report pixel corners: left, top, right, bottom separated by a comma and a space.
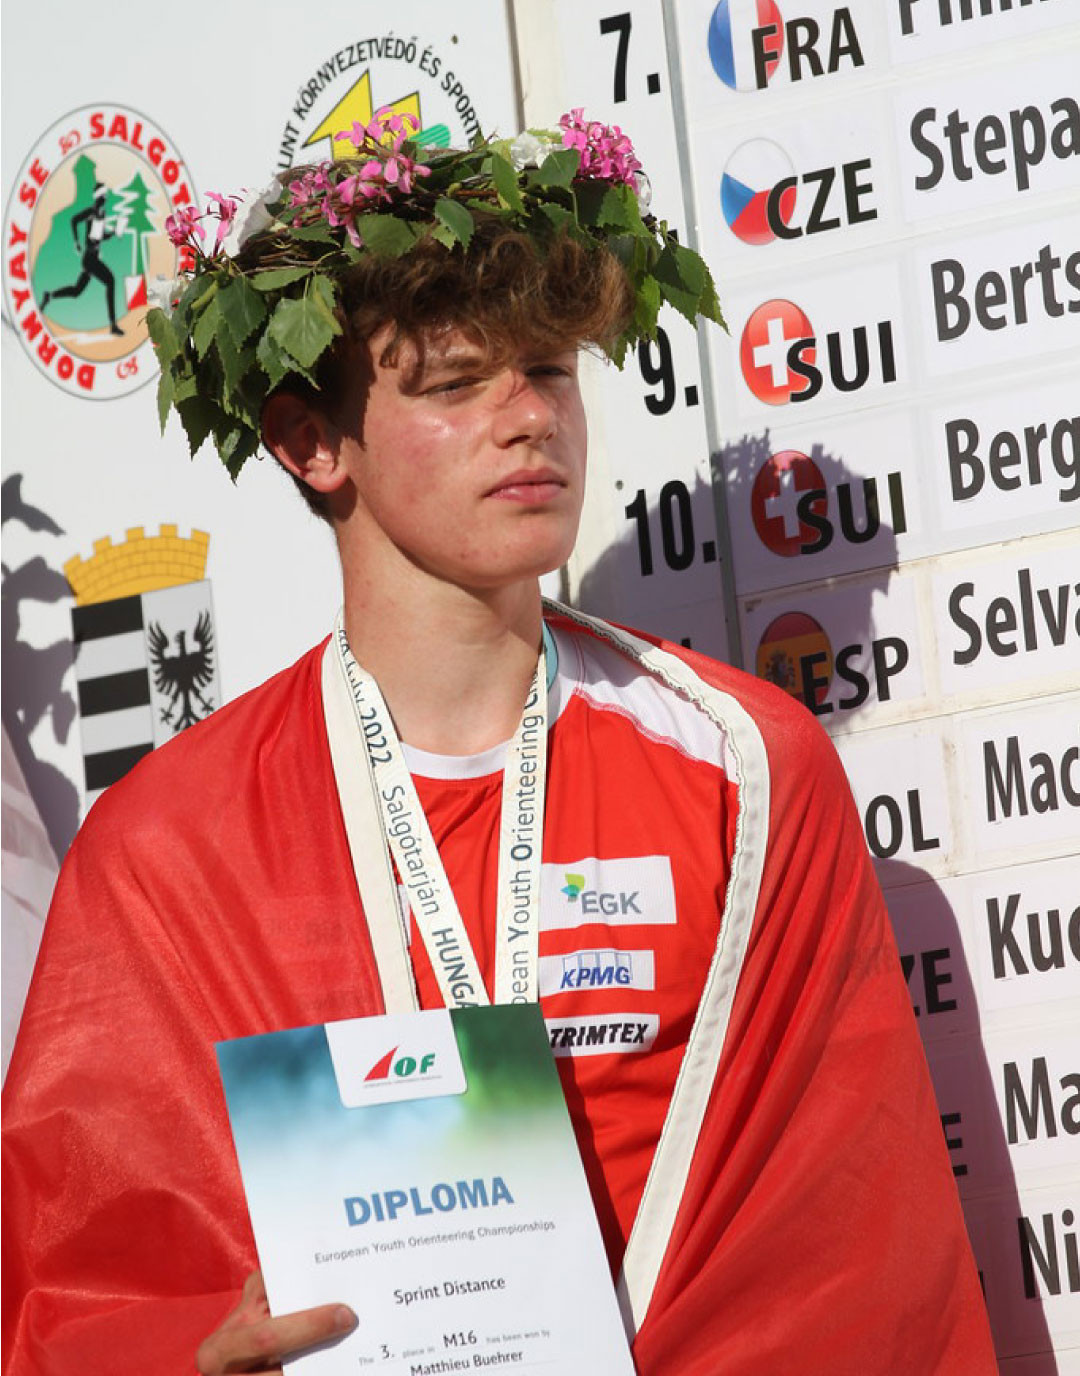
79, 639, 329, 840
550, 605, 833, 762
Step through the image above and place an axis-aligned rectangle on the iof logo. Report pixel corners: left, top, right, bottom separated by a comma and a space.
3, 104, 195, 400
364, 1047, 437, 1082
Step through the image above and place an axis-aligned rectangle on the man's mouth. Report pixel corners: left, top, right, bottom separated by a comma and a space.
485, 469, 568, 503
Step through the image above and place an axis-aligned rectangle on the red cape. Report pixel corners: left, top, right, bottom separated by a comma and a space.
2, 627, 995, 1374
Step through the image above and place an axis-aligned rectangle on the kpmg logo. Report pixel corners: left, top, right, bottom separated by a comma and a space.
562, 951, 629, 989
539, 949, 656, 998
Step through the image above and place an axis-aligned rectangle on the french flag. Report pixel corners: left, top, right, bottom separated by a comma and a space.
708, 0, 785, 91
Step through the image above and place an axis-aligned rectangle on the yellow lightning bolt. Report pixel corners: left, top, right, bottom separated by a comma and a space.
302, 72, 422, 161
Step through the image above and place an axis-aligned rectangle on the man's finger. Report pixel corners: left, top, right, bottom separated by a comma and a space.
197, 1302, 358, 1373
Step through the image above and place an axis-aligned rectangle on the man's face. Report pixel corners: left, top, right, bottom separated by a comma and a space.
333, 324, 588, 594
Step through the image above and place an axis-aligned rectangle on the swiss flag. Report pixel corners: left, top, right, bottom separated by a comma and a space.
739, 298, 814, 405
750, 449, 827, 556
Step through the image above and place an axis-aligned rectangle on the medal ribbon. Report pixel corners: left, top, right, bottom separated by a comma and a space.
333, 615, 548, 1008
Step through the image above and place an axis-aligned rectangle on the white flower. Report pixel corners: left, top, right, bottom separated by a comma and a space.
221, 178, 283, 258
509, 131, 560, 171
147, 274, 187, 315
634, 171, 652, 214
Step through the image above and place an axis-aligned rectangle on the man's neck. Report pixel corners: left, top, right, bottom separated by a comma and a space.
342, 576, 545, 756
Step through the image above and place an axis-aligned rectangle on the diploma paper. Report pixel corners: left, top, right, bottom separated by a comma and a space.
217, 1004, 636, 1375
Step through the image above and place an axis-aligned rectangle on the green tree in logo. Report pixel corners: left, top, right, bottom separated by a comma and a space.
112, 170, 156, 278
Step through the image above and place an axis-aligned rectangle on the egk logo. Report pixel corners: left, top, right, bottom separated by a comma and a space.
751, 450, 907, 557
740, 299, 898, 406
707, 0, 865, 92
722, 139, 877, 245
364, 1047, 437, 1082
562, 872, 642, 917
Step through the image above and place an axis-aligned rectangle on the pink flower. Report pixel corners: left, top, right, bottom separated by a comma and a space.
205, 191, 239, 252
334, 121, 369, 150
165, 207, 204, 246
558, 109, 642, 187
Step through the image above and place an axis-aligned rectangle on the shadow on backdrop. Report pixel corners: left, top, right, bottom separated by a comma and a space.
575, 425, 1055, 1370
1, 473, 81, 860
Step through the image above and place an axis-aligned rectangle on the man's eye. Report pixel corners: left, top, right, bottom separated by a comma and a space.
424, 377, 473, 396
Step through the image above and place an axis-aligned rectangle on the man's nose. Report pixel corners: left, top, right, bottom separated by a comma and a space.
491, 372, 558, 447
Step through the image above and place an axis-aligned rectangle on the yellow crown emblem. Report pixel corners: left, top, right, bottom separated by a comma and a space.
64, 525, 210, 607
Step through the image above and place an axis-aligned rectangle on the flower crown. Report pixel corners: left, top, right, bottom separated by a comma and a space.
147, 110, 724, 478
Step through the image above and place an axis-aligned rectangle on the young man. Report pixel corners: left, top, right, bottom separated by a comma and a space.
3, 116, 996, 1375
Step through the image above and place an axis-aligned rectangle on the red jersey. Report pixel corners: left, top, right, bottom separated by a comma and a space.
407, 620, 738, 1266
1, 610, 996, 1375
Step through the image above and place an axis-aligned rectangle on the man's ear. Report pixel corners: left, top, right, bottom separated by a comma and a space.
261, 391, 349, 496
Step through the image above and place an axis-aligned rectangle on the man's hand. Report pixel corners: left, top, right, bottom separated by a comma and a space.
196, 1269, 358, 1374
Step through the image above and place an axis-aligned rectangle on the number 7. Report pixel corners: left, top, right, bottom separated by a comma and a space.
599, 12, 632, 104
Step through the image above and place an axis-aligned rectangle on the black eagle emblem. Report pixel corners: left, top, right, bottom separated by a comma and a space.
147, 611, 215, 732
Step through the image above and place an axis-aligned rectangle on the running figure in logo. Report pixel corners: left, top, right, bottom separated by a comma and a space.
40, 182, 123, 336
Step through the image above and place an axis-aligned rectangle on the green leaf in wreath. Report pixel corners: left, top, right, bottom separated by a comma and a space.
355, 214, 422, 257
256, 329, 292, 388
433, 197, 475, 248
429, 221, 459, 250
173, 373, 199, 404
267, 292, 341, 369
536, 148, 579, 190
533, 203, 575, 238
633, 275, 662, 339
654, 242, 709, 326
251, 266, 312, 292
176, 394, 224, 457
223, 429, 261, 481
192, 297, 224, 359
218, 277, 268, 347
575, 182, 635, 231
215, 327, 255, 399
309, 274, 338, 317
146, 307, 180, 367
290, 222, 338, 245
491, 153, 524, 212
155, 365, 175, 433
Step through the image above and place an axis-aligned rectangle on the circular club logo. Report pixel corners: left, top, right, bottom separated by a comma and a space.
756, 611, 831, 705
707, 0, 784, 91
721, 138, 795, 245
751, 450, 826, 556
3, 104, 194, 400
739, 298, 815, 405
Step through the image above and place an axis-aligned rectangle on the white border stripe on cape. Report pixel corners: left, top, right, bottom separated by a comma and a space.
320, 602, 770, 1339
548, 604, 770, 1338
